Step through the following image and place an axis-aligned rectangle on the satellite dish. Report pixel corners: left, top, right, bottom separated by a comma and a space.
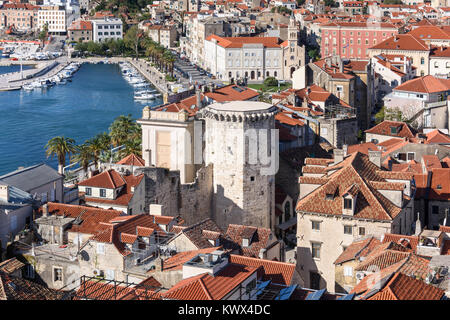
80, 250, 90, 261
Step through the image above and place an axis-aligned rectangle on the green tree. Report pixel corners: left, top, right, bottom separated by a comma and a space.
124, 25, 146, 59
375, 106, 385, 124
86, 133, 110, 169
109, 114, 137, 147
264, 77, 278, 87
324, 0, 336, 6
38, 23, 49, 48
45, 136, 77, 174
71, 144, 93, 173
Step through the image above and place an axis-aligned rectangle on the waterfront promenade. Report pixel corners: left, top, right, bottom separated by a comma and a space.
0, 57, 69, 91
0, 55, 181, 97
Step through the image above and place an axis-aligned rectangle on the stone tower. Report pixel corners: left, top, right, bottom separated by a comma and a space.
201, 101, 278, 230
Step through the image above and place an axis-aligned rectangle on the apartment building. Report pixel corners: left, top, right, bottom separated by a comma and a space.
296, 151, 416, 292
38, 5, 66, 34
67, 19, 92, 42
320, 21, 400, 60
91, 17, 123, 42
0, 3, 39, 31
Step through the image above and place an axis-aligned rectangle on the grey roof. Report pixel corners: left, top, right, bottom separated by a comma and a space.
0, 184, 33, 209
0, 163, 62, 193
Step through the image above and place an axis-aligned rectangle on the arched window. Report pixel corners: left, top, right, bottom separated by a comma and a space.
284, 201, 291, 222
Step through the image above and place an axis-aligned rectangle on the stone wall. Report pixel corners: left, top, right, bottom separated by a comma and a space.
134, 165, 213, 226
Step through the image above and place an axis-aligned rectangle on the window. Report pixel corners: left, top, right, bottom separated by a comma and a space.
432, 206, 439, 215
312, 221, 321, 231
344, 266, 353, 277
105, 269, 115, 280
100, 189, 106, 197
10, 215, 17, 231
359, 227, 366, 236
85, 187, 92, 196
390, 126, 398, 134
53, 267, 63, 282
311, 242, 321, 259
97, 243, 105, 254
344, 198, 352, 209
245, 279, 256, 294
242, 238, 250, 247
421, 57, 425, 65
407, 152, 415, 160
336, 85, 343, 92
344, 225, 352, 235
25, 265, 35, 279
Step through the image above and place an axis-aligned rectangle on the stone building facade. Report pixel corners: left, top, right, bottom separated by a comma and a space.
202, 101, 278, 231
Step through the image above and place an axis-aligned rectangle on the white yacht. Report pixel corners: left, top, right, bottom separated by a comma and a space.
134, 92, 155, 100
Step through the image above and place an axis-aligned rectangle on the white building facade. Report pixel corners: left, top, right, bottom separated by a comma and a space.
91, 17, 123, 42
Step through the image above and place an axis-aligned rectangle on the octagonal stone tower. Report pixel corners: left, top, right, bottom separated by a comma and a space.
202, 101, 279, 230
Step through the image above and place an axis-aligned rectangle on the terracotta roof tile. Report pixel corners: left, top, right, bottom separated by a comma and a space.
367, 272, 444, 300
116, 153, 145, 166
229, 254, 295, 285
226, 224, 273, 258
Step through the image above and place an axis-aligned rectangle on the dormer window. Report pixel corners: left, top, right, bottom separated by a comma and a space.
242, 238, 250, 247
344, 198, 352, 209
390, 126, 398, 134
325, 193, 334, 200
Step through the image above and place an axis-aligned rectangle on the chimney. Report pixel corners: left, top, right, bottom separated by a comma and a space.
0, 184, 9, 202
368, 150, 382, 168
343, 144, 348, 156
339, 57, 343, 73
196, 87, 202, 109
155, 256, 164, 272
333, 149, 345, 164
43, 203, 49, 217
149, 204, 163, 216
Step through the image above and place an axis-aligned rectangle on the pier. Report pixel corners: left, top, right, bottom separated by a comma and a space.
0, 57, 70, 91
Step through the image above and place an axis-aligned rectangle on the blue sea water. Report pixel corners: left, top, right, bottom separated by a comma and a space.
0, 63, 163, 175
0, 65, 32, 75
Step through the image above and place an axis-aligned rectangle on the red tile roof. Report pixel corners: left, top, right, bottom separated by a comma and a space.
425, 129, 450, 144
91, 214, 167, 256
84, 173, 144, 207
205, 84, 259, 102
365, 120, 416, 139
297, 152, 406, 221
206, 34, 283, 48
116, 153, 145, 166
428, 168, 450, 201
367, 272, 444, 300
347, 142, 379, 155
162, 264, 258, 300
394, 75, 450, 94
225, 224, 274, 258
408, 25, 450, 41
334, 237, 381, 264
38, 202, 123, 235
370, 34, 429, 51
229, 254, 295, 285
78, 169, 126, 189
382, 233, 419, 252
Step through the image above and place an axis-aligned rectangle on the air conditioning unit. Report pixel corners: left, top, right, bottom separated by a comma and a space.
355, 272, 365, 283
93, 269, 103, 277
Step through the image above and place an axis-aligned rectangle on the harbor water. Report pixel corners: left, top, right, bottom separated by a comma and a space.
0, 63, 163, 175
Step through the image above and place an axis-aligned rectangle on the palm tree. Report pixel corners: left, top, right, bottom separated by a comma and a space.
86, 134, 108, 169
163, 50, 176, 77
45, 136, 77, 174
109, 114, 136, 147
71, 144, 93, 174
119, 138, 142, 158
